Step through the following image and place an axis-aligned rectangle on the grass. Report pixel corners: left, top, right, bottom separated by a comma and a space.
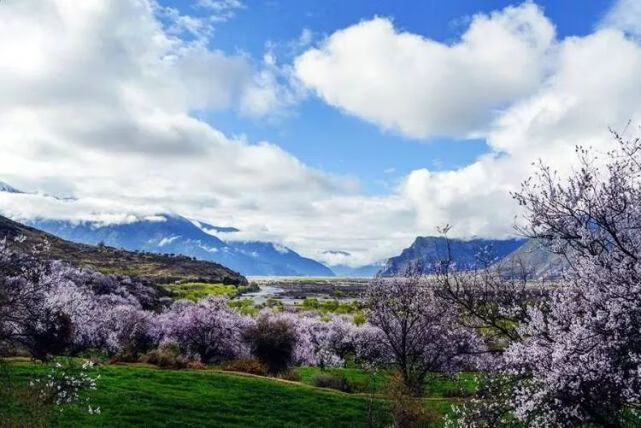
296, 298, 365, 315
3, 361, 383, 427
161, 282, 238, 301
1, 360, 476, 427
296, 367, 478, 398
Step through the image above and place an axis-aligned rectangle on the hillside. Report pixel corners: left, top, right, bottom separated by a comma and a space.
29, 215, 333, 277
329, 262, 384, 278
378, 236, 526, 277
499, 238, 568, 279
0, 215, 248, 286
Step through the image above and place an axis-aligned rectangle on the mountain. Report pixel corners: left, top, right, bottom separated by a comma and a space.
229, 241, 334, 276
499, 238, 568, 279
378, 236, 527, 277
0, 215, 247, 286
30, 215, 334, 277
329, 262, 385, 278
0, 180, 22, 194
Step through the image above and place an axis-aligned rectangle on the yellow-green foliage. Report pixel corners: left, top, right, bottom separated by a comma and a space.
162, 282, 237, 301
228, 298, 259, 316
299, 298, 364, 315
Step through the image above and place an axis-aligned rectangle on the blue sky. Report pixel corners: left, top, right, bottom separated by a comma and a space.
164, 0, 614, 195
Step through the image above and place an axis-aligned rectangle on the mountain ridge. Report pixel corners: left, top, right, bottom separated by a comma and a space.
0, 214, 248, 286
29, 214, 334, 277
377, 236, 527, 277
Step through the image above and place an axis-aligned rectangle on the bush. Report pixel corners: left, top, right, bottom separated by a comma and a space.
279, 369, 301, 382
311, 373, 351, 393
243, 315, 297, 375
442, 384, 475, 398
24, 311, 74, 362
142, 346, 190, 369
186, 361, 206, 370
221, 359, 266, 376
386, 373, 437, 428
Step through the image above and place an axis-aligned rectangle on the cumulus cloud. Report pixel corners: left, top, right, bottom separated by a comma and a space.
599, 0, 641, 39
0, 0, 411, 266
399, 5, 641, 238
294, 3, 555, 139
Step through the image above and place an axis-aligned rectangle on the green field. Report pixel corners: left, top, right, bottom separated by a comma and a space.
296, 367, 478, 397
161, 282, 239, 301
1, 361, 470, 427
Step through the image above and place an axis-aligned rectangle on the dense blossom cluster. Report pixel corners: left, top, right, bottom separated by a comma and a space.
154, 297, 252, 363
366, 275, 485, 394
500, 136, 641, 426
448, 133, 641, 426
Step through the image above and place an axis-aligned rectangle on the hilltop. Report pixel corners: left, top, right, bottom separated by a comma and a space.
0, 215, 247, 286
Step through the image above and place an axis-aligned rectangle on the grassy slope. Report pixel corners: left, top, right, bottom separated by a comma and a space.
4, 362, 381, 428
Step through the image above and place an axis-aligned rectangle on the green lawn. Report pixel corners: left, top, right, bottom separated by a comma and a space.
2, 361, 383, 427
2, 362, 472, 427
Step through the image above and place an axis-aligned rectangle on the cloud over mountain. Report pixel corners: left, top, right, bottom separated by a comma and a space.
2, 0, 641, 268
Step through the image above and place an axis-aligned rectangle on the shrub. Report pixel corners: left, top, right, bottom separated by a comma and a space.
221, 359, 266, 376
243, 314, 297, 375
30, 359, 101, 415
186, 361, 206, 370
311, 372, 351, 393
279, 369, 301, 382
24, 311, 75, 362
386, 373, 438, 428
142, 346, 190, 369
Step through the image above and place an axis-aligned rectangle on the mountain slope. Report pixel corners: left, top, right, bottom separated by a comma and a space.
0, 180, 22, 194
499, 238, 568, 279
378, 236, 527, 277
30, 215, 333, 276
0, 215, 247, 286
329, 262, 384, 278
230, 241, 334, 276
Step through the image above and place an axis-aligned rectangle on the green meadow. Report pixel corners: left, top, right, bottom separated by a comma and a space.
1, 361, 475, 427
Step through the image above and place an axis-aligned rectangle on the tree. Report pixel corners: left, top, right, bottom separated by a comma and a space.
365, 274, 484, 395
502, 132, 641, 426
158, 297, 250, 364
243, 313, 297, 375
455, 131, 641, 427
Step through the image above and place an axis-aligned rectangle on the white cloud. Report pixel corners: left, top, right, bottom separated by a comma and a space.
599, 0, 641, 39
2, 0, 641, 269
294, 3, 555, 139
400, 23, 641, 238
0, 0, 412, 267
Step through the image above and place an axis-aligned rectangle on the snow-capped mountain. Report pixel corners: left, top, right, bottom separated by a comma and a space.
0, 180, 22, 194
29, 214, 334, 277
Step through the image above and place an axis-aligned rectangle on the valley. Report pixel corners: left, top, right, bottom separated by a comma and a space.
243, 276, 370, 305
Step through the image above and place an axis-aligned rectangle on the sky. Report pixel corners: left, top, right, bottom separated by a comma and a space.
1, 0, 641, 266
